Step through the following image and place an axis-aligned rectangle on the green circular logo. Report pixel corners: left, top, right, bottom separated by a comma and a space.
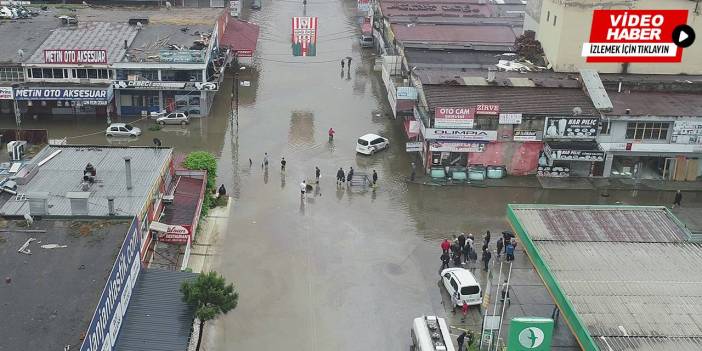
518, 327, 545, 349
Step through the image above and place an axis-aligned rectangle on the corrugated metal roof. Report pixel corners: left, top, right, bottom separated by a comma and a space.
113, 269, 198, 351
27, 22, 139, 64
0, 145, 172, 217
510, 205, 700, 351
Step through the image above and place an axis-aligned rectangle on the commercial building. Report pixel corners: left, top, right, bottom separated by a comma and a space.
525, 0, 702, 74
508, 204, 700, 351
411, 70, 599, 175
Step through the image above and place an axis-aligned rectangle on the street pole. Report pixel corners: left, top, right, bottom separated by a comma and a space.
13, 98, 21, 129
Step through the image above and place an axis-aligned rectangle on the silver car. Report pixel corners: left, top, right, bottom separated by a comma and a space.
156, 111, 190, 125
105, 123, 142, 137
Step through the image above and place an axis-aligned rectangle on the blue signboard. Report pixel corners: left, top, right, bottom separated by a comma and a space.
396, 86, 417, 100
159, 49, 205, 64
80, 218, 142, 351
14, 88, 111, 101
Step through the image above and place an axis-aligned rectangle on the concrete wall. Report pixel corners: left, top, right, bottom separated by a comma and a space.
536, 0, 702, 74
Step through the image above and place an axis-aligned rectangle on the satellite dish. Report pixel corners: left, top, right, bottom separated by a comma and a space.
572, 107, 582, 116
153, 138, 162, 147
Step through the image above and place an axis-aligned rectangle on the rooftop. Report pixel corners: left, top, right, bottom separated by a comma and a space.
0, 12, 57, 64
0, 145, 172, 217
422, 84, 598, 115
113, 269, 198, 351
607, 90, 702, 117
161, 175, 205, 225
0, 218, 133, 351
381, 1, 493, 18
391, 23, 516, 49
508, 205, 701, 351
405, 48, 512, 69
125, 23, 214, 63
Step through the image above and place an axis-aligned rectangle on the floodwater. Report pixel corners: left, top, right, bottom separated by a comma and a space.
2, 1, 700, 349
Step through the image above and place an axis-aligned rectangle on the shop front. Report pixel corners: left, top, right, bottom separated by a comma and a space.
0, 87, 14, 117
601, 142, 702, 181
113, 80, 218, 117
422, 128, 498, 172
13, 85, 113, 119
540, 141, 604, 177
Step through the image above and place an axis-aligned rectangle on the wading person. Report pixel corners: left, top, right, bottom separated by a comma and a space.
315, 166, 321, 183
336, 167, 345, 186
262, 152, 269, 169
328, 127, 335, 141
505, 242, 515, 262
441, 238, 451, 254
372, 170, 378, 186
300, 180, 307, 199
496, 237, 504, 259
482, 248, 492, 271
673, 190, 683, 208
346, 167, 354, 187
280, 157, 286, 173
441, 251, 450, 270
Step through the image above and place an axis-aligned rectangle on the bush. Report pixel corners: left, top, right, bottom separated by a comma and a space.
148, 125, 162, 131
183, 151, 217, 219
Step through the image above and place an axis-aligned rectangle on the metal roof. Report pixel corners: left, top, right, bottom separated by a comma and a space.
508, 205, 699, 351
113, 269, 198, 351
0, 218, 132, 351
0, 145, 172, 217
26, 22, 139, 64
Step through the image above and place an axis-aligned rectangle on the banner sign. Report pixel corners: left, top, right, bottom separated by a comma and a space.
547, 149, 605, 161
361, 16, 372, 34
157, 224, 191, 244
499, 113, 522, 124
357, 0, 370, 12
425, 128, 497, 141
582, 10, 688, 63
476, 104, 500, 115
396, 86, 417, 100
406, 141, 422, 152
0, 87, 13, 100
672, 120, 702, 145
14, 88, 111, 101
81, 219, 141, 351
507, 317, 554, 351
434, 107, 474, 129
44, 49, 107, 64
292, 17, 318, 57
430, 141, 485, 153
159, 49, 205, 63
544, 117, 599, 139
513, 130, 542, 141
235, 49, 254, 57
113, 80, 218, 91
229, 0, 240, 17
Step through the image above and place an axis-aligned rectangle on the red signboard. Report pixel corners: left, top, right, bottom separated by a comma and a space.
292, 17, 318, 57
582, 10, 688, 63
44, 49, 108, 64
434, 107, 474, 128
157, 224, 191, 244
361, 17, 372, 34
235, 50, 254, 57
475, 104, 500, 115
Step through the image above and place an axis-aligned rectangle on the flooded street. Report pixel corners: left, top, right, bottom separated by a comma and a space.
3, 1, 700, 350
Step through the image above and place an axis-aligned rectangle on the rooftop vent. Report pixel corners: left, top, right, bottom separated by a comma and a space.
66, 192, 90, 215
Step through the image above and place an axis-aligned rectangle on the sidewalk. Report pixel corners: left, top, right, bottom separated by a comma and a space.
409, 175, 702, 192
187, 197, 231, 273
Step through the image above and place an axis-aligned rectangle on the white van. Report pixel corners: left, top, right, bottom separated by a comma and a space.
411, 316, 455, 351
440, 268, 482, 308
356, 133, 389, 155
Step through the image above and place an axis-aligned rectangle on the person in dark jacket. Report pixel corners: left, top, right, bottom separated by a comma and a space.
502, 231, 512, 253
458, 233, 466, 250
673, 190, 683, 208
441, 251, 450, 269
218, 184, 226, 197
482, 248, 492, 271
505, 243, 515, 262
336, 167, 345, 186
452, 250, 462, 267
346, 167, 354, 186
372, 170, 378, 186
315, 166, 321, 183
496, 238, 504, 258
457, 331, 467, 351
484, 230, 491, 245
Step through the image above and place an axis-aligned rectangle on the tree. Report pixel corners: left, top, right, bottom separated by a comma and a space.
183, 151, 218, 217
181, 271, 239, 351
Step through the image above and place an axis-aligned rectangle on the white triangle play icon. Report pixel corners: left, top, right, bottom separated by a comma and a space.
679, 31, 689, 42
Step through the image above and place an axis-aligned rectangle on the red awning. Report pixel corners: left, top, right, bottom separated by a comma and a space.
221, 19, 260, 54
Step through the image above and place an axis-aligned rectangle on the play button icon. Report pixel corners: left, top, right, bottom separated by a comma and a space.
672, 24, 695, 48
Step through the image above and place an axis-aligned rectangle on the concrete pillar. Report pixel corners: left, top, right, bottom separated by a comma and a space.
159, 90, 164, 111
603, 152, 614, 177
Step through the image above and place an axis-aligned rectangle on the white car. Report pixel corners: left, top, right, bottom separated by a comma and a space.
157, 111, 190, 125
440, 268, 482, 308
356, 133, 389, 155
105, 123, 141, 137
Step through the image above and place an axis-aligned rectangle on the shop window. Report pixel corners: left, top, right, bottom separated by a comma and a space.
98, 69, 109, 79
625, 122, 669, 141
148, 95, 159, 106
0, 67, 24, 82
42, 68, 53, 79
87, 69, 98, 79
600, 120, 611, 135
474, 116, 499, 130
516, 116, 544, 131
75, 69, 88, 79
52, 69, 66, 79
30, 68, 43, 78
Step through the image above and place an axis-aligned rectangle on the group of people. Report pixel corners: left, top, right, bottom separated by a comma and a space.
440, 231, 518, 272
335, 167, 379, 188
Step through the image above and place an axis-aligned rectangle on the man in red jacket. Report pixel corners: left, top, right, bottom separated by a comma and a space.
441, 239, 451, 254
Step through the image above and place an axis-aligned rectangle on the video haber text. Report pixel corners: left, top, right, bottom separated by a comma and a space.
607, 12, 664, 41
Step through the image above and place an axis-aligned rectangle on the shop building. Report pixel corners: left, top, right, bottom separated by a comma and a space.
413, 70, 599, 175
112, 10, 228, 117
599, 90, 702, 181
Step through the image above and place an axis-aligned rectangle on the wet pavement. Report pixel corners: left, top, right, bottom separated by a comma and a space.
3, 1, 702, 350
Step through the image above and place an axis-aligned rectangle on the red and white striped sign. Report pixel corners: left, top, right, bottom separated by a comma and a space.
292, 17, 318, 57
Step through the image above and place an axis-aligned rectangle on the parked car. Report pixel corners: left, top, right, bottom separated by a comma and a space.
440, 268, 482, 308
105, 123, 141, 137
359, 34, 374, 48
356, 133, 389, 155
251, 0, 261, 9
156, 111, 190, 125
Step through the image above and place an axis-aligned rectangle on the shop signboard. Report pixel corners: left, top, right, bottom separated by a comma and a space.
396, 86, 417, 100
230, 0, 240, 17
543, 117, 599, 139
14, 88, 111, 101
513, 130, 542, 141
235, 49, 254, 57
0, 87, 13, 100
357, 0, 370, 13
507, 317, 554, 351
406, 141, 422, 152
80, 218, 141, 351
547, 149, 605, 161
44, 49, 108, 64
424, 128, 497, 141
476, 104, 500, 115
429, 141, 485, 152
434, 107, 474, 129
499, 113, 522, 124
159, 49, 205, 64
292, 17, 318, 57
113, 80, 219, 91
672, 120, 702, 145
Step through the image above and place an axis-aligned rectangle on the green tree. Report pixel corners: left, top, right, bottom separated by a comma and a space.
183, 151, 218, 217
181, 271, 239, 351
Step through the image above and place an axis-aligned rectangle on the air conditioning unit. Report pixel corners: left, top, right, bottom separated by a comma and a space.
162, 194, 175, 203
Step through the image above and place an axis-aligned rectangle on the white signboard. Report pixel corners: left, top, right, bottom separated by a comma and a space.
424, 128, 497, 141
672, 120, 702, 145
230, 0, 240, 17
513, 130, 541, 141
429, 141, 485, 152
544, 117, 599, 139
406, 142, 422, 152
499, 113, 522, 124
0, 87, 13, 100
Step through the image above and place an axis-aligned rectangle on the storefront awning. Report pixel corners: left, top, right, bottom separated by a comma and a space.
220, 19, 260, 56
544, 141, 604, 162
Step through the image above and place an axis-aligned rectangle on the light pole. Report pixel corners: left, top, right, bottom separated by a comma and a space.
230, 64, 246, 128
